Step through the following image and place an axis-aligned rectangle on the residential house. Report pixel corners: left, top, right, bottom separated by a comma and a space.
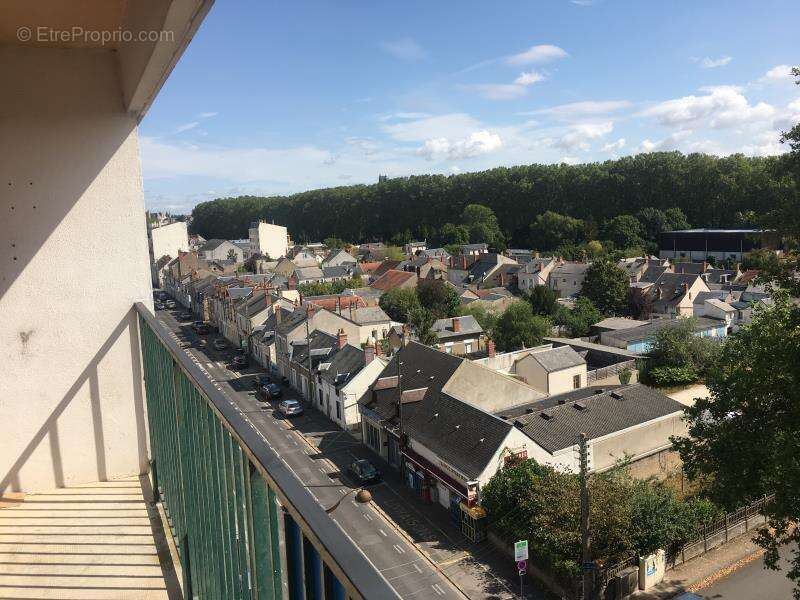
505, 249, 535, 264
321, 264, 357, 283
545, 337, 641, 386
463, 253, 516, 288
421, 248, 452, 262
404, 256, 448, 281
371, 259, 402, 280
474, 344, 587, 395
548, 262, 591, 298
323, 248, 357, 267
355, 261, 382, 283
370, 269, 417, 292
198, 239, 244, 262
591, 317, 650, 335
251, 305, 294, 371
404, 241, 427, 255
697, 298, 736, 331
600, 316, 727, 353
248, 220, 289, 260
459, 243, 489, 257
317, 335, 388, 431
478, 263, 520, 290
517, 257, 558, 292
648, 272, 711, 316
292, 248, 320, 268
431, 316, 486, 356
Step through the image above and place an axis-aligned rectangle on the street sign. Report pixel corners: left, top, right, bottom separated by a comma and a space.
517, 559, 527, 574
514, 540, 528, 561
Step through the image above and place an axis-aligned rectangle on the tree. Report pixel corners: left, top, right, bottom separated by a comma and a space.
527, 285, 558, 316
461, 204, 504, 248
324, 237, 346, 249
581, 260, 629, 316
438, 222, 469, 246
416, 279, 460, 319
555, 297, 603, 338
243, 252, 263, 273
408, 306, 438, 346
604, 214, 644, 250
530, 211, 585, 251
673, 293, 800, 595
639, 318, 720, 387
378, 288, 420, 322
492, 301, 552, 352
664, 207, 690, 231
227, 248, 238, 261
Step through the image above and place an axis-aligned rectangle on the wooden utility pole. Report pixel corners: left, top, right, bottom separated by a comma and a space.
578, 432, 593, 600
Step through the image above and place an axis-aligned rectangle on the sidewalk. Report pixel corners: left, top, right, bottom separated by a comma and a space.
633, 534, 763, 599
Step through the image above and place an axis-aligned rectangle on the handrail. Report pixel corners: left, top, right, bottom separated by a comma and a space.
135, 302, 400, 599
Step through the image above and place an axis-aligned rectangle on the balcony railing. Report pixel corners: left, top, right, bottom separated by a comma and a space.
136, 302, 399, 600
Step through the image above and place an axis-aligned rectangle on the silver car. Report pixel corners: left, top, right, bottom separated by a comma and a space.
278, 399, 303, 417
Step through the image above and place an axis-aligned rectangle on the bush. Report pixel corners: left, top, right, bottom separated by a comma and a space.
647, 365, 698, 387
618, 367, 632, 385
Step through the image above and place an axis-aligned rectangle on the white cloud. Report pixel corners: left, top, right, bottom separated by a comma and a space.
380, 38, 427, 61
198, 111, 218, 118
528, 99, 632, 118
466, 70, 545, 100
601, 138, 626, 152
554, 121, 613, 150
507, 44, 568, 66
692, 56, 732, 69
560, 156, 580, 164
636, 130, 692, 153
417, 130, 503, 160
762, 64, 795, 83
642, 86, 775, 128
382, 113, 482, 142
379, 112, 433, 122
175, 121, 200, 133
739, 130, 789, 157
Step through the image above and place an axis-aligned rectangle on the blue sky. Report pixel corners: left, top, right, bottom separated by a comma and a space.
141, 0, 800, 213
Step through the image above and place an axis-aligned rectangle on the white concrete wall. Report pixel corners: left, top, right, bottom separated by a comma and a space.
150, 221, 189, 264
251, 222, 289, 260
547, 364, 587, 395
0, 46, 153, 493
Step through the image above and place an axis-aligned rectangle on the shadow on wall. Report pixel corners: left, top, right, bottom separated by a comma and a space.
0, 309, 148, 494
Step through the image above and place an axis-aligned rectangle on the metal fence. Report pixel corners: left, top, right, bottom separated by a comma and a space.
666, 494, 773, 569
136, 302, 399, 600
586, 360, 637, 384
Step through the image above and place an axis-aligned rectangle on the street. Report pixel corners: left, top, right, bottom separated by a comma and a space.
157, 308, 542, 599
692, 549, 795, 600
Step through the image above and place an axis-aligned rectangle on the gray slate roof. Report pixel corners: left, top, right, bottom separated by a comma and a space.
505, 384, 684, 453
432, 315, 483, 339
320, 345, 366, 387
523, 345, 585, 372
603, 316, 723, 344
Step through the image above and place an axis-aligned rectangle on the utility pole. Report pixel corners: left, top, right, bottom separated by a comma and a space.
578, 432, 593, 600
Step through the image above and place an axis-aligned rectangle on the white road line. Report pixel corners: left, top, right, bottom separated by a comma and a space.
414, 563, 423, 573
363, 512, 373, 522
393, 544, 405, 554
318, 467, 326, 473
339, 488, 348, 495
379, 529, 387, 537
432, 583, 445, 596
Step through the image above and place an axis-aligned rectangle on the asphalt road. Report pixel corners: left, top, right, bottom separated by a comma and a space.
693, 550, 795, 600
157, 308, 463, 600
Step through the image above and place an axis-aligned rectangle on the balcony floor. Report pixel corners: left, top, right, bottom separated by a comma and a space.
0, 475, 182, 599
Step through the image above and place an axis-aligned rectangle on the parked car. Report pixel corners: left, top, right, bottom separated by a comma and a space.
232, 354, 249, 369
212, 339, 228, 351
348, 459, 381, 485
165, 300, 177, 309
266, 383, 282, 399
154, 301, 165, 311
278, 399, 303, 417
178, 311, 193, 321
192, 322, 210, 334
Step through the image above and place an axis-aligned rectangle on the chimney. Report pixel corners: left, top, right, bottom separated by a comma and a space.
337, 328, 347, 349
288, 274, 297, 290
452, 317, 461, 333
364, 338, 376, 364
534, 251, 540, 259
375, 337, 383, 357
461, 255, 467, 269
402, 323, 410, 346
487, 339, 496, 358
307, 304, 316, 319
682, 282, 689, 294
275, 307, 282, 324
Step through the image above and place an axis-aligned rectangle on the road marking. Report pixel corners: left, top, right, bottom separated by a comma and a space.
379, 528, 387, 537
318, 467, 326, 473
363, 512, 373, 522
339, 488, 348, 495
413, 563, 422, 574
432, 583, 445, 596
393, 544, 405, 554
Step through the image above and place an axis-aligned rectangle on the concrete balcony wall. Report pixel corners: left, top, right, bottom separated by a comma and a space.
0, 45, 154, 493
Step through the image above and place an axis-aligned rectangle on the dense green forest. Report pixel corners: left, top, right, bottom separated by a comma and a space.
190, 151, 795, 249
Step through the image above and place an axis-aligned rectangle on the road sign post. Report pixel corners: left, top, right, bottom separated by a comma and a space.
514, 541, 529, 598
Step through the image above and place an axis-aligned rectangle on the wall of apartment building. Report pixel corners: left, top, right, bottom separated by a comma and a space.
0, 46, 153, 492
150, 221, 189, 278
251, 222, 289, 260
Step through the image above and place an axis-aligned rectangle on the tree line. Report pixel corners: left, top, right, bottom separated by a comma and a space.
190, 152, 794, 248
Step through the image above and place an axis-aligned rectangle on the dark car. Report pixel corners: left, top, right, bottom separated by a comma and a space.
191, 321, 210, 334
266, 383, 282, 399
154, 301, 165, 311
253, 374, 271, 388
348, 459, 381, 485
178, 312, 193, 321
232, 354, 249, 369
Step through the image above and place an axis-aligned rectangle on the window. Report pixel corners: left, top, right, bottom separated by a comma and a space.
336, 400, 341, 419
464, 342, 472, 354
319, 389, 323, 406
573, 374, 581, 389
365, 422, 380, 451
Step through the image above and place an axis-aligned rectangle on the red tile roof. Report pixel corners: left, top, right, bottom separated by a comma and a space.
305, 295, 366, 311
